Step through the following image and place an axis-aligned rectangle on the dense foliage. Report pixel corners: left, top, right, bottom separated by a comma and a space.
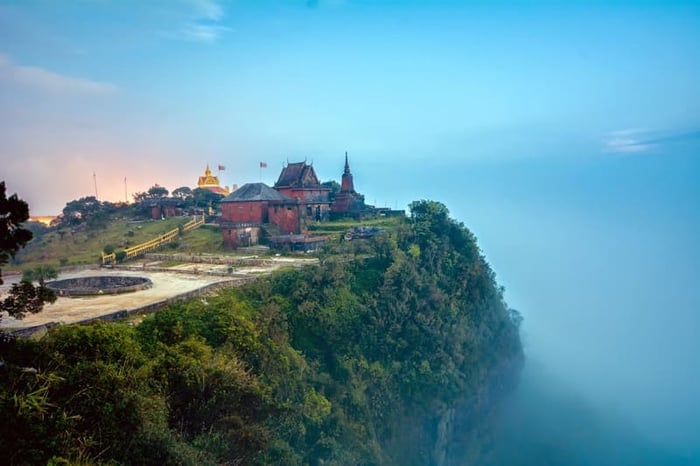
0, 200, 523, 465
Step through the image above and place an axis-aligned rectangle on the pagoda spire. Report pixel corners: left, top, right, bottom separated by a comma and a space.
340, 151, 355, 193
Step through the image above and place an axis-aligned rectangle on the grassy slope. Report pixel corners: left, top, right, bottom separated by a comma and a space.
10, 217, 197, 271
172, 224, 225, 255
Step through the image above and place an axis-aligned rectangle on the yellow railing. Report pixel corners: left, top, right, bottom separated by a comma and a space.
101, 215, 205, 265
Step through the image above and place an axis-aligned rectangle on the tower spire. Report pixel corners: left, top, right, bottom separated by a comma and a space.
340, 151, 354, 193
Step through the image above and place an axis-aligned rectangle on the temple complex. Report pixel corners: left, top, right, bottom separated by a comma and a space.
220, 155, 377, 249
197, 164, 230, 195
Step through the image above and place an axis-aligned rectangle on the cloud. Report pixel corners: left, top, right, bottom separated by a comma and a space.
178, 0, 230, 43
181, 23, 231, 43
188, 0, 224, 21
603, 128, 700, 154
0, 52, 117, 96
604, 129, 651, 153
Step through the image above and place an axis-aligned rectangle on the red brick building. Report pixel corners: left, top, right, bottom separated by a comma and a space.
274, 162, 331, 222
220, 182, 301, 249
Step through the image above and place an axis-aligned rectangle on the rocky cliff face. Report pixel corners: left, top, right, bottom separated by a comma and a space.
381, 352, 524, 466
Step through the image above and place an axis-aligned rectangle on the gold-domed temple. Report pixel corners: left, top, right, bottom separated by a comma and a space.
197, 164, 230, 195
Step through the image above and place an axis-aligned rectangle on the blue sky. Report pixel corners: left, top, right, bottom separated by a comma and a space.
1, 0, 698, 210
1, 0, 699, 452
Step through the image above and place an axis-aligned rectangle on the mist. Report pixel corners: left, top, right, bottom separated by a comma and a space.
483, 360, 699, 465
356, 144, 700, 463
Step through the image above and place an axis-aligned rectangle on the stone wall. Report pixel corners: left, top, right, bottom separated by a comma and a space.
221, 200, 267, 224
268, 203, 300, 234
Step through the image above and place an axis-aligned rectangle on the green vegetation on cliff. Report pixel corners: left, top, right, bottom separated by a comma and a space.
0, 200, 523, 465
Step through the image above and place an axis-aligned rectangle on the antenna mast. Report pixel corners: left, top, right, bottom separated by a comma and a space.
93, 172, 99, 199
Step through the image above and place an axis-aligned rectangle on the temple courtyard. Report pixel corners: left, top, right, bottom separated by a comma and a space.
1, 255, 316, 330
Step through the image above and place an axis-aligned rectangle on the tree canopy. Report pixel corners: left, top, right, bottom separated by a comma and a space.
22, 265, 58, 286
172, 186, 193, 200
133, 185, 170, 203
191, 187, 224, 210
0, 181, 33, 285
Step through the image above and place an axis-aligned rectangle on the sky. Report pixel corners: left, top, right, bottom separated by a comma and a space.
1, 0, 699, 456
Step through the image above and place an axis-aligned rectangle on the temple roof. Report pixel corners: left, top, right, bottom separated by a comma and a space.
197, 164, 229, 195
274, 162, 323, 188
198, 174, 220, 187
221, 183, 292, 202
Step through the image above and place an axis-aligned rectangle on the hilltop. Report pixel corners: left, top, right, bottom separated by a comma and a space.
10, 205, 401, 274
0, 200, 524, 465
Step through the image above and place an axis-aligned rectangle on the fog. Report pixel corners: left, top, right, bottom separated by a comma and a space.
484, 361, 698, 465
357, 147, 700, 463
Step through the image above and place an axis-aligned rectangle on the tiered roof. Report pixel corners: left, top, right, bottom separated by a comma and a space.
274, 162, 323, 188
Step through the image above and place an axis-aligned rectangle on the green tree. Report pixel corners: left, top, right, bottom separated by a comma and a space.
61, 196, 101, 225
133, 185, 170, 203
0, 280, 57, 319
0, 181, 33, 284
172, 186, 193, 200
148, 185, 169, 198
1, 181, 57, 321
22, 265, 58, 286
191, 188, 224, 211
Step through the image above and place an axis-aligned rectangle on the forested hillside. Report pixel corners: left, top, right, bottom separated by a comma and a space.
0, 200, 523, 465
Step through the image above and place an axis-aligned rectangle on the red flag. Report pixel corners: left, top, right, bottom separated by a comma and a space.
259, 161, 267, 168
218, 164, 225, 171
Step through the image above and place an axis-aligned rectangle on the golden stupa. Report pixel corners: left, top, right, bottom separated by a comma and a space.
197, 164, 230, 195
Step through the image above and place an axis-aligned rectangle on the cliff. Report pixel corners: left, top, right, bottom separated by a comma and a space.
0, 200, 523, 465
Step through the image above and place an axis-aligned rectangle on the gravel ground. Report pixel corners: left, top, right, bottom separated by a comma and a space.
1, 256, 317, 329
